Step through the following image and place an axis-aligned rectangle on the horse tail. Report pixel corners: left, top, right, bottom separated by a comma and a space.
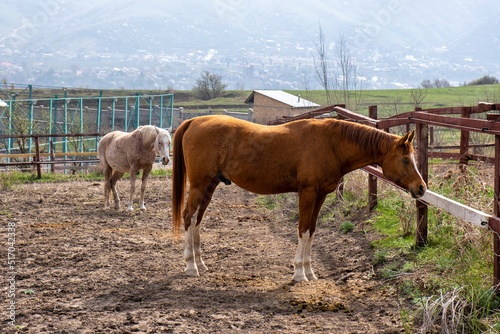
97, 133, 110, 167
172, 119, 191, 240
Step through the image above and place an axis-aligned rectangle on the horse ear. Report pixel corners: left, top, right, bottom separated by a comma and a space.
406, 130, 415, 143
397, 130, 415, 145
397, 132, 408, 146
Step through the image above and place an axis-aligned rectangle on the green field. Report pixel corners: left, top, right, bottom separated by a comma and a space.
288, 84, 500, 117
8, 83, 500, 117
169, 84, 500, 117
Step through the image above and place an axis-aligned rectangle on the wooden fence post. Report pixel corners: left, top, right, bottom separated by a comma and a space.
494, 135, 500, 288
416, 114, 429, 246
368, 105, 378, 211
459, 106, 471, 166
50, 140, 55, 173
34, 136, 41, 179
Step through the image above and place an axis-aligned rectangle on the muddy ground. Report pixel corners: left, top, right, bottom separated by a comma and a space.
1, 173, 409, 333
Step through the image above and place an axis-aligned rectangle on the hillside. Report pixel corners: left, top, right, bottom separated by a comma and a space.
4, 84, 500, 117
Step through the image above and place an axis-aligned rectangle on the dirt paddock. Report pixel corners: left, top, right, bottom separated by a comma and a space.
1, 175, 408, 333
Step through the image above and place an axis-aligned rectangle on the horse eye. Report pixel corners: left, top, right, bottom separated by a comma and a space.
402, 157, 409, 165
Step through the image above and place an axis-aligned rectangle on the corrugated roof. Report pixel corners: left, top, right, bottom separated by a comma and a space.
245, 90, 319, 108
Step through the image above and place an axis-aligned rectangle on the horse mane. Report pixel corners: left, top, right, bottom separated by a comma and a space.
139, 125, 159, 147
327, 120, 394, 155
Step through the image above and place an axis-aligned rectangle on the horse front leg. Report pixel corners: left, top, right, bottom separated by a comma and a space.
293, 189, 325, 282
127, 168, 138, 211
139, 166, 152, 211
304, 194, 326, 281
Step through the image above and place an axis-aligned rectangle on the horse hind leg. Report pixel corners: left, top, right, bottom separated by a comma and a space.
103, 164, 113, 209
184, 177, 219, 276
110, 171, 125, 210
193, 178, 220, 272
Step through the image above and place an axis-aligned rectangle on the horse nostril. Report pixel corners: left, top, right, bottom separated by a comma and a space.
419, 185, 425, 194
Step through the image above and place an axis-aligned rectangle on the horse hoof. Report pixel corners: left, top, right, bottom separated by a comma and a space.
306, 273, 318, 281
185, 268, 200, 277
140, 207, 146, 211
292, 273, 309, 282
197, 263, 208, 272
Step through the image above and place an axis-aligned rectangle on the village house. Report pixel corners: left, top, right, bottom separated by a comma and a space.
244, 90, 320, 124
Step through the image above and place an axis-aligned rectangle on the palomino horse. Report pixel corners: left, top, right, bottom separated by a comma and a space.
172, 115, 426, 282
98, 125, 171, 211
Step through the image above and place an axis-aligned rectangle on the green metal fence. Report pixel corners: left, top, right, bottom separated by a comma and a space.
0, 85, 174, 157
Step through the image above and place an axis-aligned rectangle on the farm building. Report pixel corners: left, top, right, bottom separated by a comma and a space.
244, 90, 320, 124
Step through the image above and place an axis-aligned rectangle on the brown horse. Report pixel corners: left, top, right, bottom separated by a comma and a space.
98, 125, 171, 211
172, 115, 426, 282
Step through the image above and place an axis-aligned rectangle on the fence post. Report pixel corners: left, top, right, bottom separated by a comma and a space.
34, 136, 41, 179
134, 92, 140, 129
368, 105, 378, 211
160, 95, 164, 128
50, 140, 55, 173
416, 111, 429, 246
29, 85, 33, 153
148, 95, 153, 125
63, 88, 68, 154
53, 94, 58, 134
494, 135, 500, 287
111, 97, 116, 131
97, 90, 103, 133
124, 96, 129, 131
459, 106, 471, 166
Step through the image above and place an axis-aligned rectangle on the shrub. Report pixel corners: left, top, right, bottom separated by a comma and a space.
467, 75, 499, 86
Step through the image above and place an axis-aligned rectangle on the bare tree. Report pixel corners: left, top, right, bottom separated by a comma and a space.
313, 25, 365, 110
192, 71, 227, 101
421, 79, 433, 89
335, 34, 366, 111
409, 88, 428, 109
313, 24, 333, 105
420, 78, 450, 88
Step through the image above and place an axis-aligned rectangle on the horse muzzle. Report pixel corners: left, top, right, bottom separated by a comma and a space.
410, 184, 426, 199
161, 157, 170, 165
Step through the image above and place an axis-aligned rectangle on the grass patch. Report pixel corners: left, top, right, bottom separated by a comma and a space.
0, 167, 172, 190
339, 221, 354, 233
368, 163, 499, 333
0, 170, 104, 190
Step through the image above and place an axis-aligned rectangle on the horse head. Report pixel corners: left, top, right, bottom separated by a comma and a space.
380, 130, 426, 198
154, 127, 171, 165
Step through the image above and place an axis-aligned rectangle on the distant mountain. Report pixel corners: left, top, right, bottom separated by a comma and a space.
1, 0, 497, 56
0, 0, 498, 89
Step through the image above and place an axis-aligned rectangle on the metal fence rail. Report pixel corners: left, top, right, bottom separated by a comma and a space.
0, 86, 173, 156
0, 133, 102, 177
